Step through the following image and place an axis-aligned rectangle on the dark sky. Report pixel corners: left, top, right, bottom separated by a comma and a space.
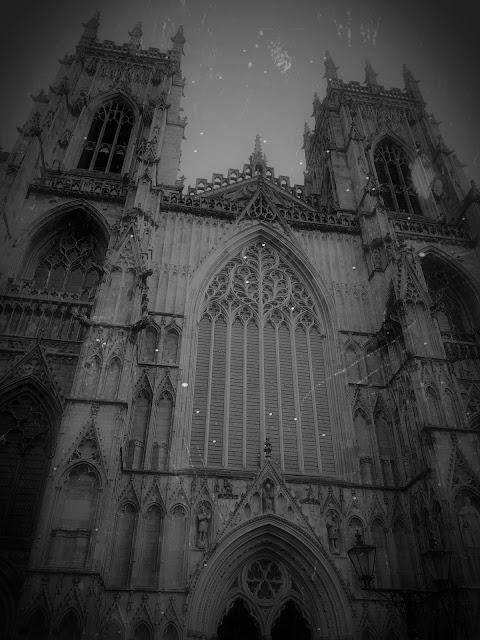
1, 0, 479, 190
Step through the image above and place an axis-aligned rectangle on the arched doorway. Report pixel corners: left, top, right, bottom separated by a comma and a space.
186, 517, 353, 639
217, 599, 261, 640
271, 601, 312, 640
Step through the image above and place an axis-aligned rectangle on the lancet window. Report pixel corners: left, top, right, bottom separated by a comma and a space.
77, 100, 134, 174
0, 388, 52, 538
374, 141, 422, 216
190, 241, 333, 474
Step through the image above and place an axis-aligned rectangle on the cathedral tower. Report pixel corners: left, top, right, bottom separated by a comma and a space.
0, 15, 479, 640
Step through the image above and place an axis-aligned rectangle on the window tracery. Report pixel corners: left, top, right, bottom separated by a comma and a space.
0, 389, 51, 537
32, 229, 104, 301
190, 241, 333, 474
77, 100, 134, 174
374, 141, 422, 215
245, 559, 283, 601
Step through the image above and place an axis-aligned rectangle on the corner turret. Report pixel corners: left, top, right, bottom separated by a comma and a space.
248, 134, 267, 176
127, 21, 143, 49
364, 60, 379, 88
171, 25, 186, 57
402, 64, 423, 100
323, 51, 339, 81
78, 11, 100, 47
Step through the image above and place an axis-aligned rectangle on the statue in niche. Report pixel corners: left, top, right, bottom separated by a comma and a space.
458, 497, 480, 547
262, 480, 275, 513
196, 504, 211, 549
326, 511, 340, 554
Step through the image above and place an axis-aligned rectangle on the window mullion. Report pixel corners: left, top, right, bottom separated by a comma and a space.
223, 312, 233, 467
397, 156, 415, 215
386, 160, 400, 212
89, 107, 110, 171
105, 109, 123, 173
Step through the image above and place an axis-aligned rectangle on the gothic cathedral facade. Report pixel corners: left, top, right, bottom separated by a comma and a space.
0, 13, 479, 640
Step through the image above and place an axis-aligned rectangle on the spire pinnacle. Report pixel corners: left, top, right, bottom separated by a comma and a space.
171, 25, 186, 54
79, 11, 100, 46
323, 51, 339, 81
128, 21, 143, 48
364, 59, 378, 86
402, 64, 423, 99
249, 134, 267, 172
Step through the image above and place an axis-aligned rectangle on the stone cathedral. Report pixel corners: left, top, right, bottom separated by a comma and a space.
1, 12, 480, 640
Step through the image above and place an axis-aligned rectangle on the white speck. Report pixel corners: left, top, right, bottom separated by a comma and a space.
352, 266, 356, 270
242, 49, 247, 53
212, 439, 216, 443
194, 150, 198, 153
269, 412, 273, 416
294, 417, 298, 421
346, 188, 350, 192
219, 76, 222, 79
419, 252, 425, 257
200, 132, 204, 135
196, 410, 200, 414
259, 30, 264, 36
155, 348, 159, 352
182, 382, 188, 387
245, 280, 249, 283
192, 80, 195, 84
248, 62, 253, 68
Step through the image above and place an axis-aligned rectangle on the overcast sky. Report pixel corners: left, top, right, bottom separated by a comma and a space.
1, 0, 479, 190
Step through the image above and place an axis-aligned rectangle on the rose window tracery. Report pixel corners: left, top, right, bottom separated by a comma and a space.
246, 559, 283, 601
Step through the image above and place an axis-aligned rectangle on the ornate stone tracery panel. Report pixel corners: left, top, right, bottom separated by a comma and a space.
190, 241, 334, 474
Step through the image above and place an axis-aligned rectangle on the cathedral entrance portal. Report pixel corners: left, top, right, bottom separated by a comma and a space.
217, 598, 312, 640
217, 599, 261, 640
186, 518, 353, 639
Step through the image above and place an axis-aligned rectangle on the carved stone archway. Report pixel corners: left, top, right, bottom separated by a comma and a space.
185, 516, 354, 640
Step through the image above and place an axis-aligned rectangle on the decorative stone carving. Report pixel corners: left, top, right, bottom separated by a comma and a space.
458, 497, 480, 547
326, 510, 340, 554
58, 129, 72, 149
70, 90, 90, 116
196, 503, 211, 548
262, 479, 275, 513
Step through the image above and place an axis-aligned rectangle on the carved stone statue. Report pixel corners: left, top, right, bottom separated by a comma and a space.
262, 480, 275, 513
326, 511, 340, 554
197, 505, 211, 548
458, 497, 480, 547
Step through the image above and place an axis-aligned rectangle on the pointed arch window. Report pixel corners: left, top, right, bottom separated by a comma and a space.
190, 242, 333, 474
111, 502, 137, 585
138, 504, 163, 587
374, 141, 422, 215
127, 389, 151, 469
49, 464, 99, 567
77, 100, 134, 174
0, 388, 52, 538
32, 227, 104, 300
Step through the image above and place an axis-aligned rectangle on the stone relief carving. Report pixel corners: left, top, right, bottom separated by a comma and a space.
196, 502, 212, 549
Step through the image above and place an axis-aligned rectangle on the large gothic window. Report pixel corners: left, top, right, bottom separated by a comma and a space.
77, 100, 134, 174
374, 141, 422, 215
0, 388, 52, 538
32, 228, 104, 301
190, 242, 333, 474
